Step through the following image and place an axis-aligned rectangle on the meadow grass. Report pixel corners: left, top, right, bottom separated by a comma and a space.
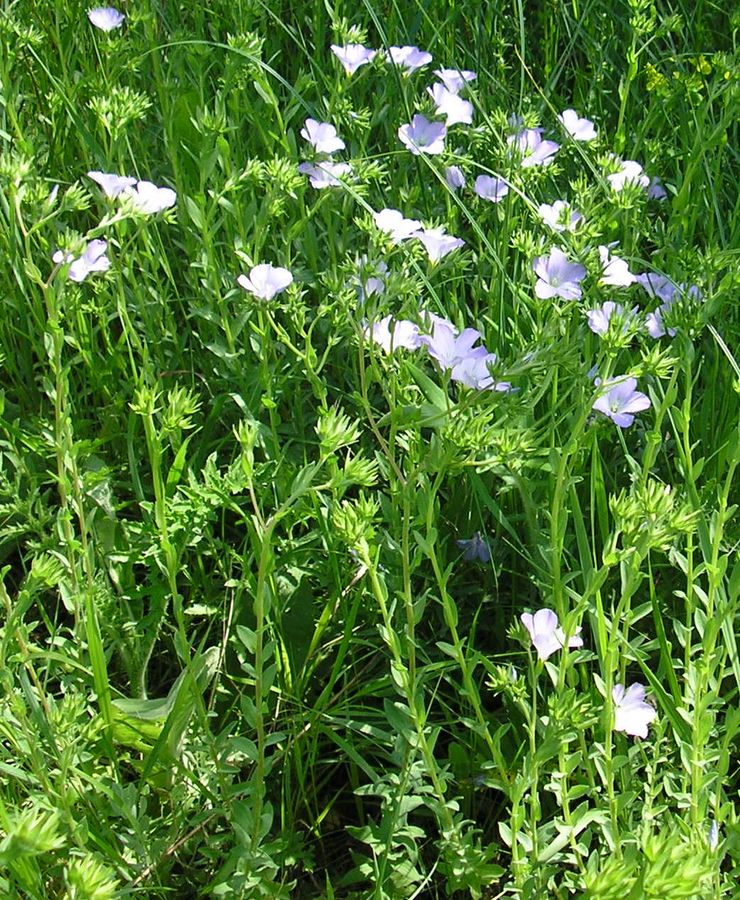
0, 0, 738, 896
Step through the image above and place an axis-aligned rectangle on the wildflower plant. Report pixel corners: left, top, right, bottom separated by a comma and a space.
533, 246, 587, 300
87, 6, 125, 31
474, 174, 509, 203
612, 683, 657, 738
398, 113, 447, 154
592, 376, 651, 427
456, 531, 491, 563
0, 1, 737, 898
508, 127, 560, 167
331, 42, 377, 75
52, 239, 110, 281
521, 608, 584, 660
388, 45, 433, 72
558, 108, 597, 141
300, 118, 346, 154
237, 263, 293, 300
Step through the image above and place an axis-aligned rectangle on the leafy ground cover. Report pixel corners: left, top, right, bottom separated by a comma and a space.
0, 0, 738, 896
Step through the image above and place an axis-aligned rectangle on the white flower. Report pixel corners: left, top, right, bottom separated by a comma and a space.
372, 208, 421, 243
87, 170, 137, 198
128, 181, 177, 214
521, 609, 584, 661
398, 115, 446, 155
298, 161, 352, 189
388, 45, 432, 72
366, 316, 421, 353
558, 108, 597, 141
598, 245, 637, 287
612, 683, 657, 738
414, 226, 464, 263
538, 200, 583, 232
300, 119, 345, 154
54, 239, 111, 282
432, 68, 476, 94
427, 84, 473, 126
330, 44, 376, 75
87, 7, 125, 31
237, 263, 293, 300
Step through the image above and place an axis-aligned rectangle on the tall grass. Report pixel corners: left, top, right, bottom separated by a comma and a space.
0, 0, 737, 896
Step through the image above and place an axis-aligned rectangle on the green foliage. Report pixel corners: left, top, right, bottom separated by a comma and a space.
0, 0, 737, 896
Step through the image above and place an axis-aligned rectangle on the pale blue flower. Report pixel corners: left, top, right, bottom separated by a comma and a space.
508, 112, 525, 130
607, 158, 650, 191
237, 263, 293, 300
373, 208, 422, 243
414, 225, 464, 262
433, 68, 476, 94
636, 272, 676, 303
398, 115, 446, 155
354, 256, 387, 302
521, 609, 583, 661
645, 304, 675, 339
420, 311, 456, 334
331, 43, 377, 75
509, 128, 559, 167
360, 275, 384, 299
598, 245, 637, 287
87, 170, 136, 198
456, 532, 491, 563
637, 274, 699, 338
53, 239, 110, 282
87, 7, 124, 31
421, 320, 484, 370
533, 247, 586, 300
612, 683, 656, 738
538, 200, 582, 232
592, 376, 651, 427
88, 173, 175, 212
558, 108, 596, 141
445, 165, 466, 191
586, 301, 637, 336
451, 353, 512, 392
474, 174, 509, 203
46, 184, 60, 209
366, 315, 421, 353
708, 820, 720, 851
300, 119, 345, 154
129, 180, 176, 213
427, 84, 473, 126
388, 45, 432, 72
648, 177, 667, 200
298, 161, 352, 189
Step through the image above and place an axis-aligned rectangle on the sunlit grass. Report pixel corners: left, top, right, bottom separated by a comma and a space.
0, 0, 737, 896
